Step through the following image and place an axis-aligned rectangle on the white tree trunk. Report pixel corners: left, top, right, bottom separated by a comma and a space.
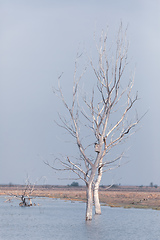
94, 165, 102, 215
86, 183, 93, 220
94, 186, 101, 214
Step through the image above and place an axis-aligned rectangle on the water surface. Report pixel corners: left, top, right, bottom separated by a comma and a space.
0, 196, 160, 240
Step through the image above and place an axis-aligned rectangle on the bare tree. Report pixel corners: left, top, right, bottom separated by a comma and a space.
5, 175, 44, 207
47, 25, 140, 220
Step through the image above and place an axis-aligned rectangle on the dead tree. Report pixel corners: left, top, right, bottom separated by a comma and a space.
6, 176, 40, 207
47, 25, 140, 220
18, 176, 36, 207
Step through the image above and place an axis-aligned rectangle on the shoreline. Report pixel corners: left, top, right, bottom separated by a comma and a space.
1, 185, 160, 210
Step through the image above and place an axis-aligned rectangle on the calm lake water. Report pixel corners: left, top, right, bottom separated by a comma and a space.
1, 196, 160, 240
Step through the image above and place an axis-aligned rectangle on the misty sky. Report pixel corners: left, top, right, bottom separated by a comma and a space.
0, 0, 160, 186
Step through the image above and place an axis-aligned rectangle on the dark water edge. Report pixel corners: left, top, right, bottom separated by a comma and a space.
1, 196, 160, 240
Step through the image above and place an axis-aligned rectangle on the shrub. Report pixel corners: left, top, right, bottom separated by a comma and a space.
70, 182, 79, 187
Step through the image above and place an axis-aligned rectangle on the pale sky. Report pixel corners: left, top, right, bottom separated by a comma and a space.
0, 0, 160, 186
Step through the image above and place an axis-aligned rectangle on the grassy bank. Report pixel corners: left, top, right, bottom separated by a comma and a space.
1, 185, 160, 210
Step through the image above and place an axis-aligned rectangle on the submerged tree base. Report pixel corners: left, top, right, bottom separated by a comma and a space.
19, 202, 32, 207
19, 195, 32, 207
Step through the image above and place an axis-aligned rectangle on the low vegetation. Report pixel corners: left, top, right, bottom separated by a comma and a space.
1, 185, 160, 211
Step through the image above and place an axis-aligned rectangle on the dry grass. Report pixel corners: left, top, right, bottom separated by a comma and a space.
1, 185, 160, 210
98, 191, 160, 210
